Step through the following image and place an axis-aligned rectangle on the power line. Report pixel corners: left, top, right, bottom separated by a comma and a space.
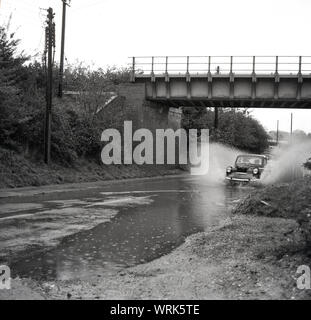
12, 0, 43, 15
71, 0, 105, 13
32, 8, 47, 56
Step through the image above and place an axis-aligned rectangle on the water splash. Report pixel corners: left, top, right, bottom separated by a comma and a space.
194, 140, 311, 185
261, 140, 311, 184
202, 142, 242, 183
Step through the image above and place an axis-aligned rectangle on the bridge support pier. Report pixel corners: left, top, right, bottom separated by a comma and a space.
117, 83, 182, 131
114, 83, 184, 165
214, 107, 219, 129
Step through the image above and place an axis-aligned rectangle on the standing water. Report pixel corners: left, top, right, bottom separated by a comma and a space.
11, 144, 252, 281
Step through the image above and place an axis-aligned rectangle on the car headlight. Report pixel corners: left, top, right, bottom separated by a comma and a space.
226, 166, 232, 173
253, 168, 259, 175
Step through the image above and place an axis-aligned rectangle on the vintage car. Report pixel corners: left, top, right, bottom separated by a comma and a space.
226, 154, 268, 184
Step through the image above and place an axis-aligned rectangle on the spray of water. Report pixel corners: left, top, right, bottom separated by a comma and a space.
199, 140, 311, 186
261, 140, 311, 184
200, 142, 242, 184
194, 138, 311, 186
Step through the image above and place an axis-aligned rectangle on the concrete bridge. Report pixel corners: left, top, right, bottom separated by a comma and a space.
130, 56, 311, 109
97, 56, 311, 133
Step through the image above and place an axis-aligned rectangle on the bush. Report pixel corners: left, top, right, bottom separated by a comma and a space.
303, 160, 311, 171
0, 26, 126, 165
233, 177, 311, 251
182, 108, 269, 154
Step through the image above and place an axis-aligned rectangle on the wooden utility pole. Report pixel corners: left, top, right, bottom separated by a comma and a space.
289, 112, 293, 144
44, 8, 55, 165
276, 120, 279, 145
58, 0, 70, 98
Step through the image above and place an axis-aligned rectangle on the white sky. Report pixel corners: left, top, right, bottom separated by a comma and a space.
1, 0, 311, 133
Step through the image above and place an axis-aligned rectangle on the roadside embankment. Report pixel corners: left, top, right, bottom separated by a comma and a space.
233, 177, 311, 248
0, 147, 182, 189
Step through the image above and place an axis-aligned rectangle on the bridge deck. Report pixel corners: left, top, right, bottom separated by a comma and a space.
130, 56, 311, 108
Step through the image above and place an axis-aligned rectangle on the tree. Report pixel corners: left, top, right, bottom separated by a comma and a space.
182, 107, 269, 153
63, 64, 131, 124
0, 27, 29, 148
182, 107, 209, 133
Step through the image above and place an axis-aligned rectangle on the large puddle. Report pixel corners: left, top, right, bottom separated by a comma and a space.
10, 177, 251, 281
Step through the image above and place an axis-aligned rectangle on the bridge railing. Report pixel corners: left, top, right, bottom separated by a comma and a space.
129, 56, 311, 78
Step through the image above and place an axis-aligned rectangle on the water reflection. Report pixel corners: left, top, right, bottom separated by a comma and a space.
12, 177, 250, 281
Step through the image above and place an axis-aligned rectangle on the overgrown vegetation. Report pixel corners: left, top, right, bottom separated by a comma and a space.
303, 159, 311, 171
182, 107, 269, 154
1, 25, 270, 189
233, 177, 311, 252
0, 26, 130, 165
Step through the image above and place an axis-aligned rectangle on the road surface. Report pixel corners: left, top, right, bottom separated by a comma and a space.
0, 175, 252, 282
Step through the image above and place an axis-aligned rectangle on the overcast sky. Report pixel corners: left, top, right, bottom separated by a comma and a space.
1, 0, 311, 133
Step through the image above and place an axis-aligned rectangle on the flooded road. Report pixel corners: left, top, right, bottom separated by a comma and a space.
2, 176, 252, 281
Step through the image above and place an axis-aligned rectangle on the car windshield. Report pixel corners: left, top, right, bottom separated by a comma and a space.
236, 156, 263, 166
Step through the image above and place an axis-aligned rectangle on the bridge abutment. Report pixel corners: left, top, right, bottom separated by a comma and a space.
117, 83, 182, 131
